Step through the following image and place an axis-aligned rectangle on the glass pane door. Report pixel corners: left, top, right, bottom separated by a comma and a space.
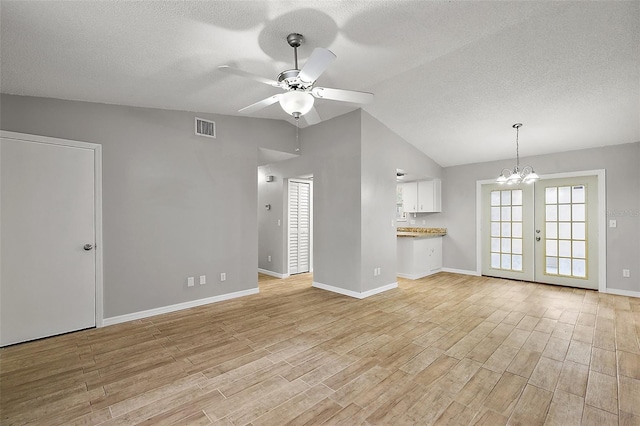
534, 176, 599, 289
482, 183, 534, 282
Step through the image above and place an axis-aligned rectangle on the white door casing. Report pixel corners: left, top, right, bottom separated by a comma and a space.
0, 131, 103, 346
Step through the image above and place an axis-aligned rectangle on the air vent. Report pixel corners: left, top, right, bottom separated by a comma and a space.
195, 117, 216, 138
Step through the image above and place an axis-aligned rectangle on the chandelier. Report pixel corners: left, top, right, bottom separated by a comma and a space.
496, 123, 539, 184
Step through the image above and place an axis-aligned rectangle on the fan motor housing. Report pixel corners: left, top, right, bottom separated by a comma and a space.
277, 69, 311, 90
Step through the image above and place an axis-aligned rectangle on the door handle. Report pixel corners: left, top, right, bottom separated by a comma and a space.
83, 244, 93, 251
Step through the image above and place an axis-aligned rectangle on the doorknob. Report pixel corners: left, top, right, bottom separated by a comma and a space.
536, 237, 541, 242
83, 244, 93, 251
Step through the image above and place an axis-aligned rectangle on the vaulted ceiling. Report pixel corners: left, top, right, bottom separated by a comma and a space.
1, 1, 638, 166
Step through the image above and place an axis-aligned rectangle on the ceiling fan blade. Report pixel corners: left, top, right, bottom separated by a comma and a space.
303, 107, 321, 125
238, 95, 281, 114
218, 65, 280, 87
298, 48, 336, 84
311, 87, 374, 104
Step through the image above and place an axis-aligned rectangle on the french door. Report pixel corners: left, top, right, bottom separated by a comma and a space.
481, 173, 600, 289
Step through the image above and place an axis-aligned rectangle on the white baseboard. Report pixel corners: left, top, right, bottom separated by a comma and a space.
605, 287, 640, 298
397, 269, 446, 280
312, 281, 398, 299
442, 268, 481, 276
258, 268, 290, 279
397, 272, 429, 280
102, 288, 259, 326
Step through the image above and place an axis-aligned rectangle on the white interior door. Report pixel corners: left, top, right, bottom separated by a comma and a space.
1, 135, 97, 346
481, 173, 601, 290
288, 180, 311, 275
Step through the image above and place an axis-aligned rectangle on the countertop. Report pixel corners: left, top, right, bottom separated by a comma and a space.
396, 227, 447, 238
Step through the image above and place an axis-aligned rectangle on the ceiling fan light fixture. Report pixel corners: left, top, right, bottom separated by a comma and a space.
279, 90, 314, 117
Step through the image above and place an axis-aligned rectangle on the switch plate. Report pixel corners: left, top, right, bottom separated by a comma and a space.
373, 268, 377, 276
187, 277, 194, 287
623, 269, 630, 278
277, 219, 281, 226
268, 255, 271, 262
609, 219, 617, 228
199, 275, 206, 285
410, 220, 416, 225
220, 272, 226, 281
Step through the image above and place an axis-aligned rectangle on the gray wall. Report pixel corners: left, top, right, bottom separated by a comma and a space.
360, 111, 442, 292
257, 110, 363, 291
1, 94, 297, 317
257, 168, 288, 274
257, 110, 443, 295
439, 142, 640, 293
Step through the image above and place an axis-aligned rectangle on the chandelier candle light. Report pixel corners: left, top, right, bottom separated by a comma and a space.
496, 123, 539, 184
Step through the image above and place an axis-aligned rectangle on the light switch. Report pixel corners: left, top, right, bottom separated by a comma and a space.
199, 275, 206, 285
187, 277, 194, 287
609, 220, 617, 228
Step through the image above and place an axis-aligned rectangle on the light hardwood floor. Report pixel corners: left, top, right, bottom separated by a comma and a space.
1, 272, 639, 425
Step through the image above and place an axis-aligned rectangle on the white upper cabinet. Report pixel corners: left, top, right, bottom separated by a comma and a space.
401, 179, 441, 213
400, 182, 418, 212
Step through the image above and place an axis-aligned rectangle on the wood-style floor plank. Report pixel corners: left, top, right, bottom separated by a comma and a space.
1, 272, 639, 425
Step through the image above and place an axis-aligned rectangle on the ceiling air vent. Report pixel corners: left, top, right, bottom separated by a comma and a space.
195, 117, 216, 138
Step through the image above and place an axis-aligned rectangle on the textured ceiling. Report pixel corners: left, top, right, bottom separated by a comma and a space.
1, 1, 638, 167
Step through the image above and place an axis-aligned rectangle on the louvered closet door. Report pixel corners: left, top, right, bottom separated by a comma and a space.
289, 181, 310, 274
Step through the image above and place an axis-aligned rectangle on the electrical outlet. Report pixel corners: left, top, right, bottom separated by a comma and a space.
623, 269, 630, 278
377, 267, 381, 275
199, 275, 206, 285
410, 220, 416, 225
220, 272, 226, 281
268, 255, 271, 262
277, 219, 281, 226
422, 220, 426, 225
187, 277, 194, 287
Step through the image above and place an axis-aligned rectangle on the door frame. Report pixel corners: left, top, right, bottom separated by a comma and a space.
1, 130, 104, 327
476, 169, 606, 292
287, 178, 313, 275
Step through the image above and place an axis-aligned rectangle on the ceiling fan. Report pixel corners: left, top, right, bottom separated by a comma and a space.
219, 33, 374, 125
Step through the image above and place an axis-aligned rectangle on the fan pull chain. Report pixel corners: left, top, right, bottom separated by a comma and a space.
295, 118, 300, 152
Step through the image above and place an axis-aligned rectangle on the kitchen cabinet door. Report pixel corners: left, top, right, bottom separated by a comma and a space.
418, 180, 442, 213
427, 237, 443, 271
401, 182, 418, 212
